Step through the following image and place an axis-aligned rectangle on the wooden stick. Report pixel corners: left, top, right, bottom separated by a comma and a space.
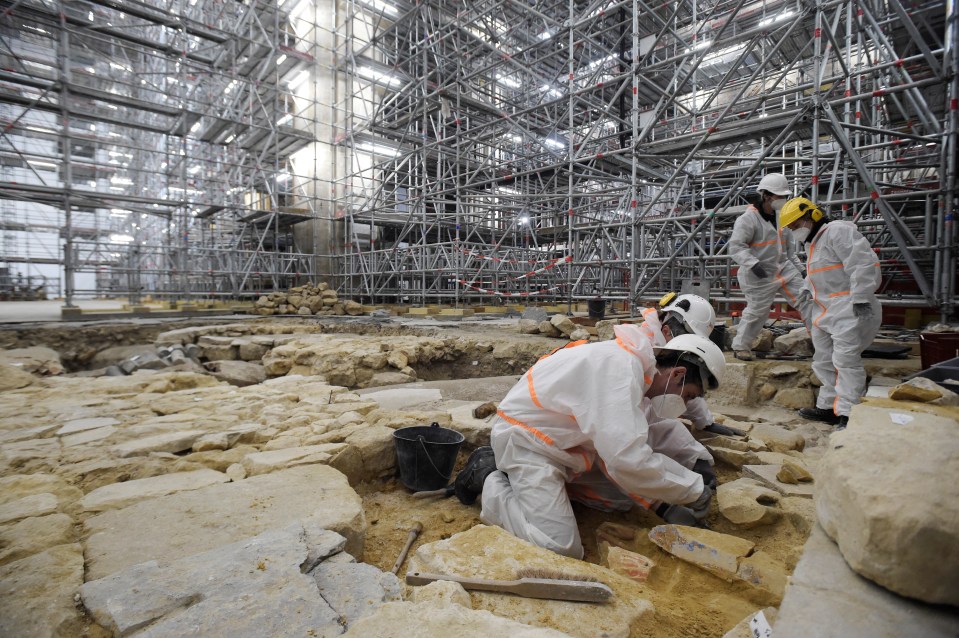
390, 521, 423, 575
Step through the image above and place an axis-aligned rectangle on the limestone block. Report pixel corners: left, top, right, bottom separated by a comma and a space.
774, 328, 814, 356
83, 465, 365, 580
226, 463, 246, 481
368, 371, 416, 387
0, 423, 59, 445
549, 314, 577, 336
757, 383, 777, 401
889, 377, 959, 405
0, 543, 85, 638
0, 513, 75, 566
205, 360, 266, 386
0, 346, 63, 375
767, 364, 801, 378
752, 329, 776, 352
816, 405, 959, 606
192, 432, 230, 452
748, 423, 805, 453
343, 425, 396, 481
1, 438, 61, 465
56, 416, 120, 436
81, 523, 359, 637
709, 447, 760, 469
569, 328, 591, 341
538, 320, 561, 337
313, 561, 403, 625
744, 464, 816, 498
0, 363, 35, 391
517, 319, 540, 334
774, 526, 959, 638
595, 320, 616, 341
774, 387, 815, 409
62, 426, 117, 447
409, 580, 473, 608
238, 342, 271, 361
342, 601, 574, 638
447, 403, 495, 447
202, 344, 238, 361
407, 525, 651, 638
648, 524, 755, 582
717, 478, 782, 528
386, 350, 409, 369
777, 460, 813, 484
717, 362, 755, 405
0, 473, 81, 507
0, 493, 58, 524
112, 430, 206, 457
241, 444, 345, 476
345, 300, 365, 316
362, 388, 442, 410
80, 469, 230, 513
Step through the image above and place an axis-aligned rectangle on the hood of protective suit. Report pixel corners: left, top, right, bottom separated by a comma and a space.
612, 323, 659, 366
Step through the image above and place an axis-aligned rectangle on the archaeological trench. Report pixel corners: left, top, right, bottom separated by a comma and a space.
0, 307, 957, 637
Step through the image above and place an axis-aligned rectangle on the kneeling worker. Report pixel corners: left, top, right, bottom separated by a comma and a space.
454, 331, 725, 559
779, 197, 881, 428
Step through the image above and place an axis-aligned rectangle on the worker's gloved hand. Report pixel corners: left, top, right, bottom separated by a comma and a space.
801, 270, 808, 278
704, 422, 745, 437
853, 303, 873, 320
686, 487, 713, 524
692, 459, 717, 491
750, 263, 768, 278
656, 503, 701, 527
797, 289, 812, 306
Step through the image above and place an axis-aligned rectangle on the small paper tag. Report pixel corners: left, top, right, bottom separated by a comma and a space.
749, 610, 773, 637
889, 413, 914, 425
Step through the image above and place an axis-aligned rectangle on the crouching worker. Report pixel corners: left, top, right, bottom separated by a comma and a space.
453, 331, 725, 559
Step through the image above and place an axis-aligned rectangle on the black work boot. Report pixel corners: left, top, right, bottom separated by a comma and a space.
836, 416, 849, 430
798, 406, 840, 425
453, 446, 496, 505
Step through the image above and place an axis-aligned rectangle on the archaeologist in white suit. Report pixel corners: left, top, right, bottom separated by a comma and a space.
453, 332, 726, 559
728, 173, 812, 360
779, 196, 882, 429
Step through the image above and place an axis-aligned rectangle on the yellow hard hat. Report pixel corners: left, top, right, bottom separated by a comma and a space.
779, 197, 823, 228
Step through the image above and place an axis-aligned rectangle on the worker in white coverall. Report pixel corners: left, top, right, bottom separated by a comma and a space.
454, 333, 726, 559
728, 173, 812, 360
779, 197, 881, 429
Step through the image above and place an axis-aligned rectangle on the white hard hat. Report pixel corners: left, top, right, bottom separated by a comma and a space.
755, 173, 791, 196
663, 294, 716, 338
656, 334, 726, 391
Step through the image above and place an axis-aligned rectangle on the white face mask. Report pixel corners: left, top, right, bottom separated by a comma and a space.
771, 198, 786, 212
649, 373, 687, 420
792, 226, 811, 243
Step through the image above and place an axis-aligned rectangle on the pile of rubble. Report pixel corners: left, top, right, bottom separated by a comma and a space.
251, 282, 365, 317
516, 311, 616, 342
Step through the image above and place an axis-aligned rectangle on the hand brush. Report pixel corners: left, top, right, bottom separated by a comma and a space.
405, 567, 613, 603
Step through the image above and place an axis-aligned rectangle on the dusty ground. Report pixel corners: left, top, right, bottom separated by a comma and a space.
0, 312, 924, 637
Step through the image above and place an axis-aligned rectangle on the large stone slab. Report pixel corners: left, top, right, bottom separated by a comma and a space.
447, 402, 496, 446
717, 477, 782, 527
84, 464, 365, 579
362, 388, 443, 410
341, 601, 575, 638
0, 543, 85, 637
816, 405, 959, 606
313, 560, 404, 626
81, 522, 392, 638
407, 524, 651, 638
0, 493, 58, 524
0, 513, 75, 566
80, 469, 230, 512
775, 526, 959, 638
57, 417, 120, 436
241, 444, 342, 476
112, 430, 206, 457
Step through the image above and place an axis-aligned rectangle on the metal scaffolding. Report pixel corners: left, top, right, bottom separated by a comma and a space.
1, 0, 330, 303
333, 0, 957, 317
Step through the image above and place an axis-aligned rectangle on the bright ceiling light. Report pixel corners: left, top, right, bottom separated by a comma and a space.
109, 233, 135, 243
496, 74, 521, 89
357, 66, 403, 87
759, 11, 795, 27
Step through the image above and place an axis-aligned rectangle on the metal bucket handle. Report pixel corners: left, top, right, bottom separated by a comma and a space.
416, 422, 452, 480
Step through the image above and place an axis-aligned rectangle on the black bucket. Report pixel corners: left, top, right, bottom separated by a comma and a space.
587, 298, 606, 319
393, 422, 465, 492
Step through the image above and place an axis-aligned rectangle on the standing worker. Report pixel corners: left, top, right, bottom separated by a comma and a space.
779, 197, 881, 429
728, 173, 811, 360
454, 332, 725, 559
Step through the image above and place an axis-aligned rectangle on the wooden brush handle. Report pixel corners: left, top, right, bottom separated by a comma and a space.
405, 572, 612, 603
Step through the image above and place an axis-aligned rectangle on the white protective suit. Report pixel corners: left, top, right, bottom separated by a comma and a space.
480, 324, 705, 559
729, 205, 811, 351
635, 307, 716, 432
805, 221, 882, 416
